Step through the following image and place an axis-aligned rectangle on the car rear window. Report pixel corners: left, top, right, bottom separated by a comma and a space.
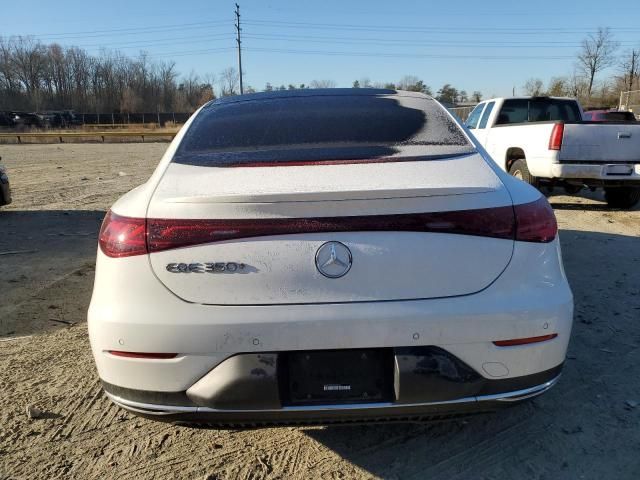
173, 92, 473, 167
495, 98, 582, 125
603, 111, 637, 122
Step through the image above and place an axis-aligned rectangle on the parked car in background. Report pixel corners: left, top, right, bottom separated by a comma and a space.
0, 158, 11, 207
466, 96, 640, 208
10, 111, 45, 129
583, 110, 638, 122
42, 110, 81, 128
90, 89, 573, 427
0, 112, 16, 128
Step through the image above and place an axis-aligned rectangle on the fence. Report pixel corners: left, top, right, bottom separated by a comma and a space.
76, 112, 191, 126
449, 106, 476, 122
0, 130, 177, 144
0, 111, 193, 129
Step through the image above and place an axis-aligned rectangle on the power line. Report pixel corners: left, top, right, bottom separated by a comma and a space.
242, 34, 639, 49
19, 19, 230, 38
243, 46, 574, 60
243, 19, 640, 35
136, 47, 236, 59
65, 33, 236, 50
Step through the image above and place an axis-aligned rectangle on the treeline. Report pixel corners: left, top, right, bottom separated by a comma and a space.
3, 27, 637, 115
352, 77, 481, 104
522, 28, 639, 107
0, 36, 215, 112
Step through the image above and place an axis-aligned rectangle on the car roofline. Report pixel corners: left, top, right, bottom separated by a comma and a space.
204, 88, 433, 108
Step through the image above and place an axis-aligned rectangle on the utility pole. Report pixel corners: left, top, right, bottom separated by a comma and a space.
235, 3, 244, 95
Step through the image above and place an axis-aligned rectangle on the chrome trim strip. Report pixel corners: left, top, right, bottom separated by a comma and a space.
480, 374, 561, 402
105, 393, 198, 414
105, 374, 561, 416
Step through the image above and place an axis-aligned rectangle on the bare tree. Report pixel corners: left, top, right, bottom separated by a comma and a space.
120, 87, 142, 113
219, 67, 239, 96
0, 35, 223, 113
10, 37, 47, 109
471, 91, 482, 102
310, 79, 336, 89
577, 27, 619, 97
567, 70, 587, 98
397, 75, 431, 94
547, 77, 568, 96
358, 77, 372, 88
158, 61, 178, 111
524, 78, 544, 96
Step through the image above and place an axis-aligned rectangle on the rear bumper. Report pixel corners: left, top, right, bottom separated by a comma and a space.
549, 163, 640, 184
89, 237, 574, 395
102, 359, 563, 427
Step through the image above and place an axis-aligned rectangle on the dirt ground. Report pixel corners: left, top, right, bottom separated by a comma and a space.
0, 144, 639, 480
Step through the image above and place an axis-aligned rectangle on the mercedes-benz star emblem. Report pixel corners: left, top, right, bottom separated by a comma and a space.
315, 241, 352, 278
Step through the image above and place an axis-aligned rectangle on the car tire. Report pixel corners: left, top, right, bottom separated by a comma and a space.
508, 159, 538, 188
604, 187, 640, 209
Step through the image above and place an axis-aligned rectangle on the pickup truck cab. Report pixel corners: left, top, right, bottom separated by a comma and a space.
465, 97, 640, 208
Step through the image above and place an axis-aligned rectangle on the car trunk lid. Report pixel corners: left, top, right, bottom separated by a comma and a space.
145, 154, 515, 305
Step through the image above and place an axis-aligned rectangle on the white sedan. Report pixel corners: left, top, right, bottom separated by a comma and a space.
88, 89, 573, 426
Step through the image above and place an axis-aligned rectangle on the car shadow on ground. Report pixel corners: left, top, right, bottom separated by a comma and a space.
301, 228, 640, 480
0, 209, 104, 337
546, 188, 640, 212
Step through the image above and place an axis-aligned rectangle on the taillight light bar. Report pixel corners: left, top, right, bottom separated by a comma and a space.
98, 197, 556, 258
146, 205, 517, 253
99, 211, 147, 258
493, 333, 558, 347
514, 196, 557, 243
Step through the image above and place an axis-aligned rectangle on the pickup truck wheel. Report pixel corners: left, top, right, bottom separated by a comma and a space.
508, 159, 538, 188
604, 187, 640, 209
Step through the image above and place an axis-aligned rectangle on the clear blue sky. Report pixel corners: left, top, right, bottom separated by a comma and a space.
2, 0, 639, 97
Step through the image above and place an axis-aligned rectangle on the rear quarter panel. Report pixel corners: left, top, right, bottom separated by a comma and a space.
484, 123, 558, 177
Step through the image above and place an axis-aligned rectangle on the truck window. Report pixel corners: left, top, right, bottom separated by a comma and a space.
496, 98, 582, 125
478, 101, 495, 128
604, 111, 637, 122
465, 103, 485, 129
496, 99, 528, 124
529, 99, 581, 122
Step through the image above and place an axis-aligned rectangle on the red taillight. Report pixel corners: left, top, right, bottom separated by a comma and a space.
100, 200, 554, 255
147, 206, 516, 253
99, 211, 147, 258
108, 350, 177, 359
493, 333, 558, 347
548, 122, 564, 150
514, 196, 557, 243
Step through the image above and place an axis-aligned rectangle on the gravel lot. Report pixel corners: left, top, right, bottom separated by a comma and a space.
1, 144, 639, 479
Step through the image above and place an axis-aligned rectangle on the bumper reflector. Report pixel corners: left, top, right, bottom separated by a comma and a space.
108, 351, 178, 359
493, 333, 558, 347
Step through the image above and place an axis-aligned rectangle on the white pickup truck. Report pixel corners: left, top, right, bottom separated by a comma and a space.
465, 96, 640, 208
